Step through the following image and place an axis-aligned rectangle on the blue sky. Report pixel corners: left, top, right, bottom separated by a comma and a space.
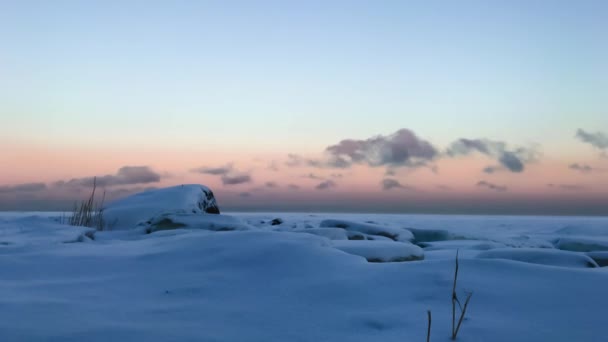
0, 1, 607, 213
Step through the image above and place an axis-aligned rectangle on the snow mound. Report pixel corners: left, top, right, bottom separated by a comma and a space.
554, 237, 608, 252
147, 214, 253, 233
420, 240, 506, 251
103, 185, 220, 230
320, 219, 414, 242
293, 228, 349, 240
0, 216, 94, 246
477, 248, 599, 268
332, 240, 424, 262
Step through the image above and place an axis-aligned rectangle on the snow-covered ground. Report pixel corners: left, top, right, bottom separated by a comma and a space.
1, 186, 608, 341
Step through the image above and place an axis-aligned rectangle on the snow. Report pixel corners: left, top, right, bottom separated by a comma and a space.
292, 227, 349, 240
102, 184, 220, 230
146, 213, 253, 233
332, 240, 424, 262
554, 237, 608, 252
477, 248, 599, 268
320, 219, 415, 242
0, 216, 94, 246
2, 189, 608, 341
587, 251, 608, 267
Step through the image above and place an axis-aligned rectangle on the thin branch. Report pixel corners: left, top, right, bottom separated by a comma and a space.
454, 292, 473, 339
426, 310, 432, 342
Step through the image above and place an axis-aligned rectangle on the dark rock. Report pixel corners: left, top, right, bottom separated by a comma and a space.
270, 218, 284, 226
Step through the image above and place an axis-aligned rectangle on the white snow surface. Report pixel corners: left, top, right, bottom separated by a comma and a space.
2, 206, 608, 341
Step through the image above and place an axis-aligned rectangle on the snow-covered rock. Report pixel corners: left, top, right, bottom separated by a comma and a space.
103, 185, 220, 230
477, 248, 599, 268
554, 237, 608, 252
320, 219, 414, 242
332, 240, 424, 262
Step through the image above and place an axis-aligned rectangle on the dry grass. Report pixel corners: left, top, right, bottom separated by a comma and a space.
423, 250, 473, 341
68, 177, 106, 231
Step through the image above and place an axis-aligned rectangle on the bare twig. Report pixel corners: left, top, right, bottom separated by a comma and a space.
454, 292, 472, 339
426, 310, 432, 342
451, 250, 473, 340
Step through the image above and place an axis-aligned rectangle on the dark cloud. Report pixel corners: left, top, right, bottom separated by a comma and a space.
483, 166, 497, 174
302, 173, 324, 180
576, 129, 608, 152
569, 163, 593, 173
547, 183, 586, 191
191, 164, 233, 175
287, 184, 300, 190
265, 181, 279, 188
325, 129, 438, 168
0, 182, 47, 194
221, 173, 252, 185
381, 178, 414, 191
447, 138, 538, 173
239, 192, 252, 198
59, 166, 161, 187
192, 164, 254, 186
106, 186, 158, 199
285, 154, 321, 168
315, 180, 337, 190
498, 151, 524, 172
476, 181, 508, 192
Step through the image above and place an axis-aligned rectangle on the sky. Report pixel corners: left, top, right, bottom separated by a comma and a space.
1, 0, 607, 215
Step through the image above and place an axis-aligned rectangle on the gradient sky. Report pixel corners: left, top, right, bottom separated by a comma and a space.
1, 0, 607, 214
